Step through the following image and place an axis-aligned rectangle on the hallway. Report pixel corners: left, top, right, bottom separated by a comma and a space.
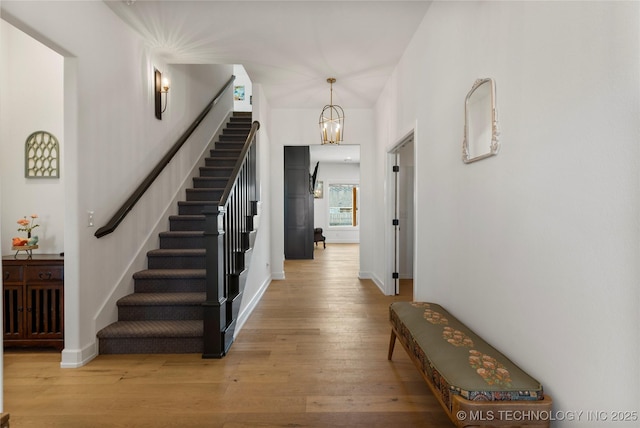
4, 244, 452, 427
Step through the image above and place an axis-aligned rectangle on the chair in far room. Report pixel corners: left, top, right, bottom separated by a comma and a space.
314, 228, 326, 248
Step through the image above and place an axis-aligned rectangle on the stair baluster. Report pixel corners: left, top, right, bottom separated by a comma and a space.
203, 119, 259, 358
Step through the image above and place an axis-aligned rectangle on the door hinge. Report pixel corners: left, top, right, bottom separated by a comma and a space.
392, 219, 399, 226
393, 165, 400, 173
392, 272, 399, 279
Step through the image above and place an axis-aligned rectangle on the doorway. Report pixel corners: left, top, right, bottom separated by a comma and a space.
0, 19, 65, 256
309, 145, 361, 246
386, 132, 415, 296
281, 144, 361, 267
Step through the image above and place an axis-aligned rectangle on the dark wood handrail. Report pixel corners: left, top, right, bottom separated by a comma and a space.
95, 75, 236, 238
219, 120, 260, 206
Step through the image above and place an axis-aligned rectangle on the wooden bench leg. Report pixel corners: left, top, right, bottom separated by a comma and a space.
1, 413, 10, 428
388, 329, 396, 360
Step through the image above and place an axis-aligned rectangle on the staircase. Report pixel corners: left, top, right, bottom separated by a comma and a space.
97, 112, 256, 355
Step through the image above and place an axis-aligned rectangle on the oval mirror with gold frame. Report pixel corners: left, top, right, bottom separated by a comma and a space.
462, 78, 499, 164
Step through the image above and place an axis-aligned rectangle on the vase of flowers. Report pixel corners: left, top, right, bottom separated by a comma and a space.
13, 215, 40, 254
17, 214, 39, 238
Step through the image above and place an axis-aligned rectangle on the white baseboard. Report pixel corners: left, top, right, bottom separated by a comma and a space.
234, 276, 271, 337
60, 342, 98, 368
271, 271, 285, 280
360, 271, 386, 294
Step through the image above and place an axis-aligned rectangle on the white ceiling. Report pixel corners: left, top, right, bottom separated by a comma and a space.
310, 144, 360, 164
106, 0, 432, 109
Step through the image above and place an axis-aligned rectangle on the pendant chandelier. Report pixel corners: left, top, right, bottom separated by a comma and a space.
319, 78, 344, 145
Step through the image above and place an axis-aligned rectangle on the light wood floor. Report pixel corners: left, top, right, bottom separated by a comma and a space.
4, 244, 453, 427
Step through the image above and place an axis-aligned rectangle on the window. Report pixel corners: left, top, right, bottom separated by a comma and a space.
328, 183, 359, 227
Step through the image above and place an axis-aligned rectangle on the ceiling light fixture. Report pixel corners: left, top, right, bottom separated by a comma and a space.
319, 78, 344, 145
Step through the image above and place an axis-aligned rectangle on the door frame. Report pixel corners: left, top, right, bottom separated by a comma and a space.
384, 129, 415, 296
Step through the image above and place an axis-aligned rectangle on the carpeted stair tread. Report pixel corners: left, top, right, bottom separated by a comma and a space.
210, 148, 241, 155
192, 177, 229, 187
169, 215, 206, 221
167, 216, 206, 232
178, 200, 220, 206
200, 165, 234, 171
199, 166, 233, 171
147, 248, 205, 256
159, 231, 205, 237
186, 187, 225, 192
169, 214, 205, 226
158, 231, 205, 250
199, 166, 234, 177
133, 269, 205, 280
97, 320, 203, 338
118, 292, 205, 306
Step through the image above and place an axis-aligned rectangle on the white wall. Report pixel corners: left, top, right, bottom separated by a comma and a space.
1, 19, 64, 255
268, 108, 374, 278
0, 0, 3, 413
1, 1, 235, 367
236, 82, 273, 330
375, 1, 639, 425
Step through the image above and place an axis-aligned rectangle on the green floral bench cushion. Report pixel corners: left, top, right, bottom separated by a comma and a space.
390, 302, 543, 409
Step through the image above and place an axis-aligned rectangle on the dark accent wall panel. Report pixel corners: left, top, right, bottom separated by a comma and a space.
284, 146, 313, 259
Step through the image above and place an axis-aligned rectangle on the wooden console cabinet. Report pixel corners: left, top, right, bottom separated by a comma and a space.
2, 254, 64, 350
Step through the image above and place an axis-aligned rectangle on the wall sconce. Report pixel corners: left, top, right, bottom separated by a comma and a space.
154, 68, 170, 119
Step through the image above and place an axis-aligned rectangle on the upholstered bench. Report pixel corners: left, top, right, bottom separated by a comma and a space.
388, 302, 552, 427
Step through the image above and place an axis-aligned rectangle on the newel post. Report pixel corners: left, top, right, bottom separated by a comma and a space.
202, 206, 227, 358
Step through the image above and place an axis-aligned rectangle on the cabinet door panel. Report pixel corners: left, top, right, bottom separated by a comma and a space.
27, 284, 64, 339
3, 285, 24, 339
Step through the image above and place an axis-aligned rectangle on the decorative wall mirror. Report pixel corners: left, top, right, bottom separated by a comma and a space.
462, 78, 499, 164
